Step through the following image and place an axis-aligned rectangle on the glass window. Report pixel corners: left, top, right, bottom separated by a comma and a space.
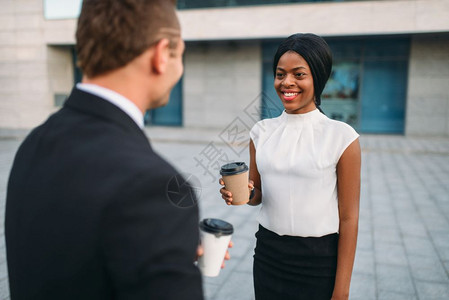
262, 36, 410, 133
364, 39, 410, 59
72, 47, 82, 84
44, 0, 82, 20
145, 79, 183, 126
178, 0, 350, 10
321, 60, 360, 127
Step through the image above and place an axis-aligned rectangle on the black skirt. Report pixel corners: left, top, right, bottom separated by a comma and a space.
253, 225, 339, 300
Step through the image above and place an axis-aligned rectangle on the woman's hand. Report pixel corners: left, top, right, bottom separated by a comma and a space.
219, 178, 254, 205
219, 178, 233, 205
248, 180, 255, 201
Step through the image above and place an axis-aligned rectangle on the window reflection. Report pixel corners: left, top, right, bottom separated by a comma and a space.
44, 0, 82, 20
178, 0, 348, 10
322, 61, 360, 127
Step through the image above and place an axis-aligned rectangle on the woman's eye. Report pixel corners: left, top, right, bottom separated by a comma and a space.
296, 73, 304, 77
276, 73, 284, 78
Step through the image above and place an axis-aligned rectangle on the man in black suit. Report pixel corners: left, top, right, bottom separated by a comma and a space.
5, 0, 204, 299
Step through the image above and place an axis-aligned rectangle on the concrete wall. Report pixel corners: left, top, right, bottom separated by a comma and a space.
1, 0, 449, 136
179, 0, 449, 41
47, 46, 75, 104
183, 41, 262, 129
0, 0, 74, 130
40, 0, 449, 44
0, 0, 48, 129
406, 35, 449, 137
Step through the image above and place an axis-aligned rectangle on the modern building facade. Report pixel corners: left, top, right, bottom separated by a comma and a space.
1, 0, 448, 136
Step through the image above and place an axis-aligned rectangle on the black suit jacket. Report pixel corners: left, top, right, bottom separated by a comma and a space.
5, 88, 203, 300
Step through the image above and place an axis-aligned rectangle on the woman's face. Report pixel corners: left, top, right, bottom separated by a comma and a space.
274, 51, 316, 114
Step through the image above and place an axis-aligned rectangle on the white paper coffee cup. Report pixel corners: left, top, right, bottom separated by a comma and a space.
220, 162, 249, 205
198, 218, 233, 277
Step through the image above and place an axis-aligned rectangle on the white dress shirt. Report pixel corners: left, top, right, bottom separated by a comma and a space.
250, 109, 359, 237
76, 83, 144, 129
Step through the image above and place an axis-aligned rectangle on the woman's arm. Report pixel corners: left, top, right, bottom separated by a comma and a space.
332, 138, 361, 300
247, 139, 262, 206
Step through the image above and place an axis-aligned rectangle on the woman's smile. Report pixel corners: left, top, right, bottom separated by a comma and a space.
281, 90, 300, 101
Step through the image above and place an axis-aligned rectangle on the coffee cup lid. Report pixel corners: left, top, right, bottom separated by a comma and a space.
199, 218, 233, 237
220, 162, 248, 176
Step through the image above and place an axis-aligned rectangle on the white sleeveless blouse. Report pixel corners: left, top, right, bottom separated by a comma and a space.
250, 109, 359, 237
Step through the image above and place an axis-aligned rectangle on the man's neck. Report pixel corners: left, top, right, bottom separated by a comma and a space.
82, 73, 147, 114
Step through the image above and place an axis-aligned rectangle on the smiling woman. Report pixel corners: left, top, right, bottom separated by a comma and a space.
219, 33, 361, 300
253, 34, 360, 300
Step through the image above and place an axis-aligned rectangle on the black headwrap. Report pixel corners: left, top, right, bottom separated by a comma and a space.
272, 33, 332, 109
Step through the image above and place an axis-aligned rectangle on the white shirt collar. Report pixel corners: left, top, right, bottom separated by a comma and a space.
76, 83, 144, 129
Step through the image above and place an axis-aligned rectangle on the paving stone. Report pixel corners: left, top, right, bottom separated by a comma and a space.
0, 279, 9, 300
415, 280, 449, 299
376, 264, 415, 294
429, 230, 449, 249
378, 290, 417, 300
408, 255, 449, 282
0, 264, 7, 282
0, 249, 5, 262
212, 270, 254, 300
403, 236, 438, 257
232, 218, 259, 240
1, 134, 449, 300
353, 249, 375, 275
408, 254, 445, 270
439, 203, 449, 219
224, 235, 254, 259
235, 250, 255, 273
372, 212, 397, 229
443, 261, 449, 275
423, 214, 449, 232
357, 230, 373, 251
349, 273, 376, 300
392, 199, 416, 215
397, 218, 428, 238
202, 258, 238, 295
437, 246, 449, 261
375, 243, 408, 266
373, 227, 402, 244
202, 279, 221, 300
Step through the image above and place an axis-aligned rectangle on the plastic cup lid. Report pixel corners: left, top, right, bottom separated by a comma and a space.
220, 162, 248, 176
199, 218, 234, 236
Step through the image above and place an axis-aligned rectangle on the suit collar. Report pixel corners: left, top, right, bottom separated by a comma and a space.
76, 83, 144, 129
64, 87, 148, 139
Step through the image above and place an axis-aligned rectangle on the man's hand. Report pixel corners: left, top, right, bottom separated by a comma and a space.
196, 240, 234, 268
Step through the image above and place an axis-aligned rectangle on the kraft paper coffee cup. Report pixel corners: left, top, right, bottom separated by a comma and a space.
220, 162, 249, 205
198, 218, 233, 277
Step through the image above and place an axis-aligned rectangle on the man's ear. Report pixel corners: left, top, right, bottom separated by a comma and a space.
151, 38, 170, 75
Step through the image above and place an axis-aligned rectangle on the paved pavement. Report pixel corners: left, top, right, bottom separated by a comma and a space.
1, 127, 449, 300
